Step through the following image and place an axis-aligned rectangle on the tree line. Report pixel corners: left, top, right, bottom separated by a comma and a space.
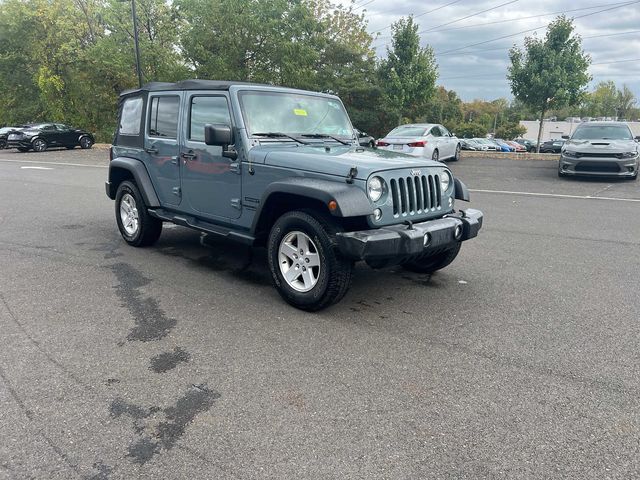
0, 1, 636, 143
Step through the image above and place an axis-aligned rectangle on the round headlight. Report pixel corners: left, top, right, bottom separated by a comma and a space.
367, 176, 384, 202
439, 171, 451, 191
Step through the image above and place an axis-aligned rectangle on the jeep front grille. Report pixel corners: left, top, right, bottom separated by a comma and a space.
389, 174, 441, 216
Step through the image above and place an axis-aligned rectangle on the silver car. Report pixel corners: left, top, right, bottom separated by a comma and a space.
377, 123, 461, 162
559, 122, 639, 179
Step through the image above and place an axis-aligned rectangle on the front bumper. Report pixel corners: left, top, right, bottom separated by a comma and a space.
559, 155, 638, 177
7, 140, 31, 149
336, 208, 483, 266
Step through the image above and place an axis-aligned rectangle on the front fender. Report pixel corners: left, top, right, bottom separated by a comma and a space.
106, 157, 160, 207
454, 178, 470, 202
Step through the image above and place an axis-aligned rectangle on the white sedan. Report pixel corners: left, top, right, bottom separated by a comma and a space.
376, 123, 461, 162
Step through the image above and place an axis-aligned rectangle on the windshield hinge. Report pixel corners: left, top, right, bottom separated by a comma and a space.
346, 166, 358, 184
231, 198, 241, 210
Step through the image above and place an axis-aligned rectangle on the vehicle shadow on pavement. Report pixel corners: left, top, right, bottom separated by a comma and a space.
153, 227, 440, 307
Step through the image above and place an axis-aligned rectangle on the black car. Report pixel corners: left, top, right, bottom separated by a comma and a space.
0, 126, 23, 149
355, 129, 375, 148
6, 123, 94, 152
539, 139, 564, 154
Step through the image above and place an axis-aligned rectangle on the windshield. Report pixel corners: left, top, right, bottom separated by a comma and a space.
387, 126, 428, 137
572, 125, 633, 140
239, 91, 353, 138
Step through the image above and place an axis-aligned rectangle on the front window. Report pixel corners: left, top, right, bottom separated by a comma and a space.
239, 91, 353, 137
571, 125, 633, 141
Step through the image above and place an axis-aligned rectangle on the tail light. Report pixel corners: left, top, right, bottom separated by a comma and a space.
376, 140, 389, 147
408, 141, 427, 147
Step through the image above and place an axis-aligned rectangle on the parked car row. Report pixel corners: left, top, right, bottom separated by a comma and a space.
459, 137, 536, 153
0, 123, 94, 152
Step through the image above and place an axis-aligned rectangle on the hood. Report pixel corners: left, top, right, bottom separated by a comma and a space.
257, 143, 443, 179
564, 139, 638, 153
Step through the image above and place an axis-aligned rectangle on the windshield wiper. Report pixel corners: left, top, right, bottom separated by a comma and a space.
253, 132, 309, 145
299, 133, 351, 145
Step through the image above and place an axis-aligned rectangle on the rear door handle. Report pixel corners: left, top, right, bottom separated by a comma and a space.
145, 146, 158, 154
181, 151, 196, 161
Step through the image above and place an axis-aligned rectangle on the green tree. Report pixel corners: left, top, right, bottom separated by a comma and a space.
423, 86, 463, 130
508, 16, 591, 151
378, 16, 437, 125
495, 122, 526, 140
453, 122, 487, 138
617, 84, 637, 120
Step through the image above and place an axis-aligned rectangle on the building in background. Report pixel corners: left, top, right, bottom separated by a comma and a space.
519, 120, 640, 142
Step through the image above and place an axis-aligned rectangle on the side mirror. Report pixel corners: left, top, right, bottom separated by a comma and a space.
561, 135, 569, 140
450, 132, 456, 137
635, 136, 640, 141
204, 124, 233, 146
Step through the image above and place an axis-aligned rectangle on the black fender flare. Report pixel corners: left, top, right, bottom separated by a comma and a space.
454, 177, 470, 202
251, 177, 373, 232
106, 157, 160, 207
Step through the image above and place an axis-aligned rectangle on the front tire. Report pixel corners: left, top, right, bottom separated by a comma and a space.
402, 242, 462, 274
267, 210, 353, 311
32, 138, 47, 152
115, 180, 162, 247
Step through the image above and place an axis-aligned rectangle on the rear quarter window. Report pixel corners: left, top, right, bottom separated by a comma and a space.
119, 97, 144, 136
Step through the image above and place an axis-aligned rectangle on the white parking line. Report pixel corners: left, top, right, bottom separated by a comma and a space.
0, 158, 107, 168
20, 166, 53, 170
470, 189, 640, 203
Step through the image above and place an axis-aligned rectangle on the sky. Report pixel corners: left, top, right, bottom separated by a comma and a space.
337, 0, 640, 102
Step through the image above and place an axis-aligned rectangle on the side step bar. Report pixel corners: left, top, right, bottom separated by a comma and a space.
149, 208, 255, 245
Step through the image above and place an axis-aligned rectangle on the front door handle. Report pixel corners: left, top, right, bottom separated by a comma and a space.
145, 146, 158, 154
181, 151, 196, 161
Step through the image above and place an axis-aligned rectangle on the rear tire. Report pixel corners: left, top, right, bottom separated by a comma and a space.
115, 180, 162, 247
402, 242, 462, 274
0, 140, 6, 149
267, 210, 353, 311
432, 149, 439, 162
450, 144, 461, 162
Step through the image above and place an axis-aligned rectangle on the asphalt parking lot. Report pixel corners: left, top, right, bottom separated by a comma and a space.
1, 148, 639, 479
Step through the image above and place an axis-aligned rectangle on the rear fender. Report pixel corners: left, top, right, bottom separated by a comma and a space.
106, 157, 160, 207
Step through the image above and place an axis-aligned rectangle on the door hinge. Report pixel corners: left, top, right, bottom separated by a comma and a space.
172, 187, 181, 196
229, 162, 240, 174
231, 198, 241, 210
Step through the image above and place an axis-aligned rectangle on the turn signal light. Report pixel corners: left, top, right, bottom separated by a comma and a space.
408, 141, 427, 147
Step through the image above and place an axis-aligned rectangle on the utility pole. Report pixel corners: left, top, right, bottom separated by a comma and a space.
131, 0, 143, 88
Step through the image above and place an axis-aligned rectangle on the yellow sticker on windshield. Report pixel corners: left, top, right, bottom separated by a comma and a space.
293, 109, 308, 116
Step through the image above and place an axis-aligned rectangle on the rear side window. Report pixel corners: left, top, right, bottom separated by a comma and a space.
149, 96, 180, 138
189, 96, 231, 142
119, 97, 143, 136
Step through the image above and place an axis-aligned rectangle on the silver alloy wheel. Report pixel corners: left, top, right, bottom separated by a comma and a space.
119, 193, 140, 236
432, 149, 439, 161
455, 144, 460, 159
33, 139, 46, 152
278, 231, 321, 292
80, 136, 92, 148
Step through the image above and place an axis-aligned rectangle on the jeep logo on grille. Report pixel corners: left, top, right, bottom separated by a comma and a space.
410, 169, 422, 176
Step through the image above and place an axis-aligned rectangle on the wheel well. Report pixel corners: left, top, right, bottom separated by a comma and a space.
109, 167, 135, 192
252, 192, 368, 246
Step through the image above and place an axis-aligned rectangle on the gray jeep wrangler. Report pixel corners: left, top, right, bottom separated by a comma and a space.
106, 80, 483, 311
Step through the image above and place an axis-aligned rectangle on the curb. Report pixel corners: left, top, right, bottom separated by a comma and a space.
460, 151, 559, 161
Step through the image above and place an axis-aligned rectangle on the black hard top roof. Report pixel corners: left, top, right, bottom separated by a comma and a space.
120, 79, 273, 96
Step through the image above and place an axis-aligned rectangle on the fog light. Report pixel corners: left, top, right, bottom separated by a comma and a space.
423, 233, 431, 246
454, 225, 463, 239
373, 208, 382, 221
